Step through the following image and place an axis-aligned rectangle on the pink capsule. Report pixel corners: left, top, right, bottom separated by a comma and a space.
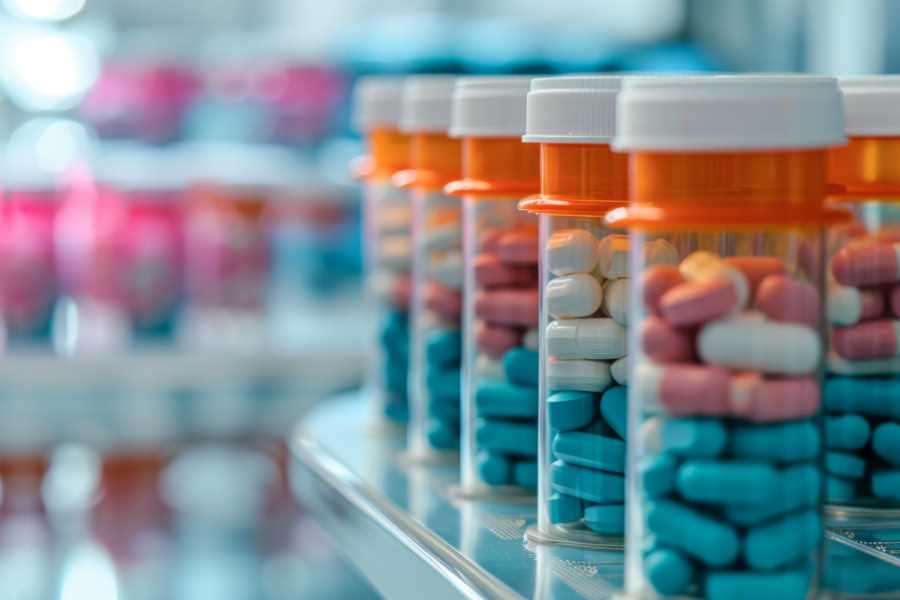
754, 275, 819, 328
831, 241, 900, 287
425, 282, 462, 320
832, 319, 900, 360
473, 254, 535, 288
733, 374, 820, 423
476, 322, 522, 359
642, 265, 684, 314
640, 316, 695, 363
725, 256, 786, 294
474, 288, 539, 327
659, 278, 739, 327
892, 286, 900, 318
640, 363, 731, 416
392, 274, 412, 310
497, 230, 539, 265
479, 228, 504, 253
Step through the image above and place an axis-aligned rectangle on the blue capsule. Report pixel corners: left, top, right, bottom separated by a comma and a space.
661, 419, 726, 457
427, 419, 458, 450
426, 367, 460, 403
725, 463, 820, 525
549, 492, 583, 524
475, 420, 537, 457
426, 329, 461, 366
826, 552, 900, 594
645, 499, 739, 566
552, 432, 625, 473
825, 377, 900, 418
706, 570, 810, 600
826, 451, 866, 479
827, 476, 857, 503
474, 382, 538, 418
826, 414, 871, 450
872, 470, 900, 500
583, 504, 624, 535
730, 420, 819, 462
503, 348, 539, 387
872, 422, 900, 467
513, 461, 537, 489
477, 452, 511, 485
547, 391, 595, 432
744, 510, 820, 570
641, 453, 678, 498
645, 547, 693, 597
550, 460, 624, 504
676, 460, 778, 505
600, 385, 628, 440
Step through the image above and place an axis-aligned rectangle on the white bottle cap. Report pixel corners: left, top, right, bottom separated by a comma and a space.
614, 75, 846, 151
839, 76, 900, 136
449, 76, 532, 138
523, 75, 622, 144
352, 76, 405, 132
400, 75, 457, 133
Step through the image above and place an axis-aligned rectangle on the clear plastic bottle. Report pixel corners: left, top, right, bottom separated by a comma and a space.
444, 77, 540, 494
613, 76, 846, 600
824, 77, 900, 514
352, 76, 412, 423
520, 76, 631, 538
395, 76, 462, 457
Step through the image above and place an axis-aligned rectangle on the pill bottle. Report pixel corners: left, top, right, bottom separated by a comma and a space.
519, 76, 632, 541
352, 76, 412, 423
444, 77, 540, 495
611, 75, 846, 600
824, 76, 900, 516
395, 76, 462, 458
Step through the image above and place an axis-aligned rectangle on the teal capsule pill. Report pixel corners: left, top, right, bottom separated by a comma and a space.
826, 451, 866, 479
645, 499, 739, 566
474, 382, 538, 418
547, 391, 595, 432
426, 329, 461, 365
676, 460, 778, 505
550, 460, 625, 504
477, 452, 511, 485
872, 422, 900, 467
661, 419, 726, 458
503, 348, 539, 387
549, 492, 583, 524
552, 431, 625, 473
872, 470, 900, 499
475, 420, 537, 457
640, 453, 678, 498
825, 377, 900, 418
725, 463, 820, 525
645, 547, 694, 596
706, 570, 809, 600
730, 420, 819, 462
826, 414, 871, 450
744, 509, 820, 570
600, 385, 627, 440
583, 503, 624, 535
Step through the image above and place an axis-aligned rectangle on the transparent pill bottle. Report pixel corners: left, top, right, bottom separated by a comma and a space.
352, 76, 413, 423
443, 77, 540, 495
824, 76, 900, 515
612, 76, 846, 600
394, 76, 463, 457
519, 76, 632, 538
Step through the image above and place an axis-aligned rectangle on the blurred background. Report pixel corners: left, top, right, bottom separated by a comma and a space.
0, 0, 893, 598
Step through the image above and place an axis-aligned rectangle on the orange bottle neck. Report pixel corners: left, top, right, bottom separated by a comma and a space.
445, 137, 540, 198
828, 136, 900, 200
607, 149, 847, 230
366, 128, 410, 181
519, 143, 628, 217
397, 132, 462, 193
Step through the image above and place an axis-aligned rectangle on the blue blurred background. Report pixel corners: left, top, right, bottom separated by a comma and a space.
0, 1, 893, 598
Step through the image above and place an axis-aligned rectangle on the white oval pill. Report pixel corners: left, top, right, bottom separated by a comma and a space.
610, 356, 628, 385
428, 251, 464, 288
546, 318, 627, 360
602, 278, 629, 326
697, 314, 821, 375
633, 361, 663, 411
596, 234, 630, 279
644, 238, 679, 268
545, 273, 603, 319
547, 229, 599, 276
547, 359, 612, 392
380, 235, 412, 270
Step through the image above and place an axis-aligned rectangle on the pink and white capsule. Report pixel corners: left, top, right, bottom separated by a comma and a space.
546, 317, 627, 360
831, 241, 900, 287
827, 351, 900, 376
659, 251, 750, 326
832, 319, 900, 361
697, 313, 820, 375
642, 265, 684, 314
545, 273, 603, 319
754, 275, 819, 328
828, 284, 884, 325
640, 316, 694, 363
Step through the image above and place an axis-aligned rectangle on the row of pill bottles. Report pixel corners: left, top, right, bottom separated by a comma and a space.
612, 76, 844, 600
824, 76, 900, 596
446, 78, 541, 494
395, 77, 465, 459
353, 78, 413, 424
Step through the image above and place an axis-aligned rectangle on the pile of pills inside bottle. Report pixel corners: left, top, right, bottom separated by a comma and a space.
447, 77, 542, 492
353, 76, 413, 422
824, 76, 900, 507
613, 75, 846, 600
